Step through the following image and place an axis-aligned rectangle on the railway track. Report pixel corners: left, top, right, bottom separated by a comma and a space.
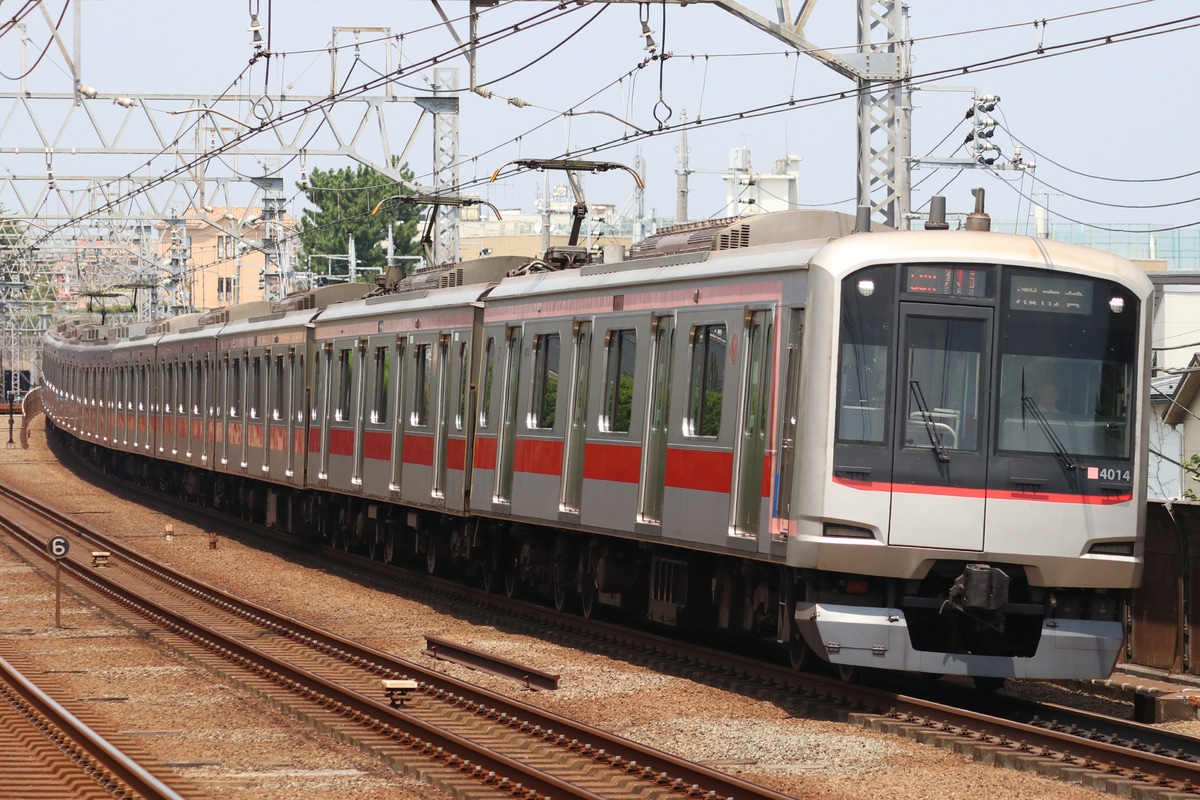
0, 647, 188, 800
29, 442, 1200, 799
0, 479, 796, 800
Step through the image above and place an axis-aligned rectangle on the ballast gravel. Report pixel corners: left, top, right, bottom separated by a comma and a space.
0, 424, 1159, 800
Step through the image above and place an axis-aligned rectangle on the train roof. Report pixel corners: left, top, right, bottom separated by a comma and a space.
812, 229, 1155, 296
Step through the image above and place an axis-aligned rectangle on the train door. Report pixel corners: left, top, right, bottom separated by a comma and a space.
316, 343, 332, 482
180, 356, 190, 457
494, 325, 522, 506
730, 310, 773, 541
171, 358, 181, 455
431, 333, 451, 501
201, 356, 211, 465
888, 303, 992, 550
560, 321, 592, 516
351, 339, 367, 488
155, 360, 166, 453
637, 315, 674, 530
286, 349, 301, 480
241, 352, 254, 470
388, 338, 406, 492
141, 360, 153, 453
218, 353, 231, 466
773, 309, 805, 541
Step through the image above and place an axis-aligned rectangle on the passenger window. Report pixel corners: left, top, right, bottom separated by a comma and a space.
230, 358, 242, 418
272, 356, 285, 421
601, 329, 636, 433
371, 346, 390, 425
194, 362, 203, 415
686, 324, 726, 437
529, 333, 560, 430
412, 344, 431, 426
479, 337, 495, 429
251, 356, 263, 420
336, 349, 353, 422
456, 342, 468, 431
311, 352, 325, 422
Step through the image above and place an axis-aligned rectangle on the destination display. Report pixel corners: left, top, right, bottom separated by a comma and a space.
1009, 275, 1092, 314
904, 266, 991, 298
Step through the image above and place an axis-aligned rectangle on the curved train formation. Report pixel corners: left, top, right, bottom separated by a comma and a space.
41, 197, 1153, 682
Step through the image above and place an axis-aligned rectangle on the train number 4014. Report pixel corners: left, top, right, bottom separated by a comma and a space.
1094, 468, 1131, 482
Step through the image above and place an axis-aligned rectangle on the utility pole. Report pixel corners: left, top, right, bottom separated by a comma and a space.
676, 111, 690, 224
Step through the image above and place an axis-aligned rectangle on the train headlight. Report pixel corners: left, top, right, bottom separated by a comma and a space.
823, 523, 875, 539
856, 279, 875, 298
1088, 541, 1135, 556
1109, 296, 1125, 314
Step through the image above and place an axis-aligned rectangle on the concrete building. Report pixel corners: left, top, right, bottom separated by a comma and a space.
156, 207, 298, 313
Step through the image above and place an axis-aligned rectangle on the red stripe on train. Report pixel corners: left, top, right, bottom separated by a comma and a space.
473, 435, 497, 469
833, 475, 1131, 505
364, 430, 391, 461
404, 433, 434, 466
513, 437, 564, 475
582, 442, 641, 484
447, 437, 466, 471
665, 449, 731, 493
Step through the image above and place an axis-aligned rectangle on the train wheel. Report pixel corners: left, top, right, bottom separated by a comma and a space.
838, 663, 862, 684
481, 562, 495, 593
425, 542, 438, 574
383, 530, 395, 564
552, 562, 570, 613
580, 587, 597, 619
787, 637, 816, 672
973, 676, 1005, 693
367, 532, 380, 561
504, 557, 520, 598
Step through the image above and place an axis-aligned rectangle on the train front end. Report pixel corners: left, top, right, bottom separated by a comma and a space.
791, 228, 1152, 680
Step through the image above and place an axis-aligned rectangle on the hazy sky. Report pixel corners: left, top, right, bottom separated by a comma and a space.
1, 0, 1194, 233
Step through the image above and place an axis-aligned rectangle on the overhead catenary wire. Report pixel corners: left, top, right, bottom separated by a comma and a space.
14, 3, 1200, 265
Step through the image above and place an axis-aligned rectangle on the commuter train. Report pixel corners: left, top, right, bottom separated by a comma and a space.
40, 197, 1152, 682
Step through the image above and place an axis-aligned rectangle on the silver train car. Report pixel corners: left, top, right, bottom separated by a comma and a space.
41, 203, 1152, 682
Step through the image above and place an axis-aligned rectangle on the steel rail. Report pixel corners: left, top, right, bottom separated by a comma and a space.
0, 653, 187, 800
0, 479, 798, 800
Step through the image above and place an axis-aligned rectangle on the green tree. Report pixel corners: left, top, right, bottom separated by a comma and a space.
296, 163, 424, 282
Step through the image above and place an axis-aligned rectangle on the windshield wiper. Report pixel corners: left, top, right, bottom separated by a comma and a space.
1021, 395, 1078, 471
909, 380, 950, 462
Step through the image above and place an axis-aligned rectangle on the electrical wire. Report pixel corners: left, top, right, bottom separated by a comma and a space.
16, 3, 1200, 264
0, 0, 67, 81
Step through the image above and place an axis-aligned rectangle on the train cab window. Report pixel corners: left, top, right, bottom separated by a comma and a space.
529, 333, 560, 430
412, 344, 431, 426
479, 337, 496, 429
686, 324, 726, 437
837, 265, 896, 444
901, 316, 984, 453
996, 270, 1139, 460
371, 347, 390, 425
336, 348, 353, 422
601, 329, 636, 433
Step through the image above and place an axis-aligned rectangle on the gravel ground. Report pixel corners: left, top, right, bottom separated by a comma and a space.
0, 423, 1140, 799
